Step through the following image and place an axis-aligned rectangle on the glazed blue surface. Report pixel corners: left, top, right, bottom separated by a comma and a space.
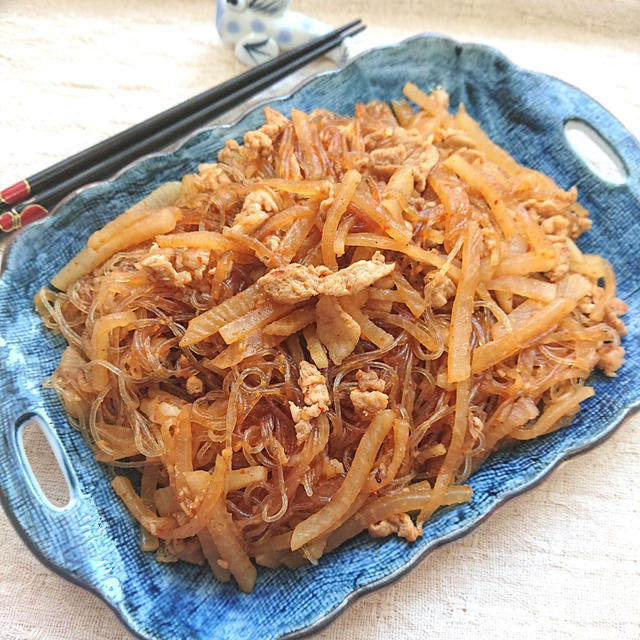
1, 35, 639, 640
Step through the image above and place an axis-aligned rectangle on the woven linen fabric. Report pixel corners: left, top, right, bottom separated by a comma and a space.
1, 3, 639, 639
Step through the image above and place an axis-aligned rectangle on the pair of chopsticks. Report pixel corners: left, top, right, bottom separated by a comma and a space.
0, 19, 365, 233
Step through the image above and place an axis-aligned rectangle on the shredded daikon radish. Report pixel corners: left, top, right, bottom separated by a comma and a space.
39, 89, 626, 592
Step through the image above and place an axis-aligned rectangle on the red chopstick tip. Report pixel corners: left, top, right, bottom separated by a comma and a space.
0, 203, 48, 232
20, 204, 49, 227
0, 211, 14, 231
0, 179, 31, 205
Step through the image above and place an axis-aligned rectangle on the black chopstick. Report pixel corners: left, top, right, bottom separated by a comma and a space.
0, 20, 364, 232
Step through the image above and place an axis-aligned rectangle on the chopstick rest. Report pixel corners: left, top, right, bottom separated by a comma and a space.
216, 0, 349, 67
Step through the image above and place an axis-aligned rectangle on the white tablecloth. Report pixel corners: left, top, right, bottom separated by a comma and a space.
1, 1, 638, 638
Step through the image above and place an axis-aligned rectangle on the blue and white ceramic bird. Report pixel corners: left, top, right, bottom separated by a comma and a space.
216, 0, 349, 66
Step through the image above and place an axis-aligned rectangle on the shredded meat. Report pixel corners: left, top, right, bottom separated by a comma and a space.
350, 369, 389, 418
236, 112, 290, 165
391, 129, 439, 189
137, 249, 192, 288
264, 106, 289, 133
217, 118, 285, 170
370, 144, 407, 168
424, 272, 456, 308
259, 264, 330, 304
321, 253, 395, 297
315, 296, 361, 365
577, 280, 627, 325
541, 214, 570, 236
546, 241, 570, 282
288, 405, 317, 444
289, 360, 330, 443
243, 130, 273, 159
523, 188, 576, 216
350, 389, 388, 418
572, 215, 592, 236
388, 128, 425, 160
364, 124, 439, 190
356, 369, 386, 392
597, 344, 626, 377
410, 146, 439, 192
605, 298, 629, 337
218, 138, 241, 167
136, 246, 212, 287
258, 252, 395, 304
231, 188, 279, 235
523, 188, 592, 240
368, 513, 423, 542
298, 360, 330, 408
175, 249, 210, 280
197, 163, 233, 192
177, 164, 235, 202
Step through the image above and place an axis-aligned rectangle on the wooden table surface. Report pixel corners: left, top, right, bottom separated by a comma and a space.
1, 1, 638, 639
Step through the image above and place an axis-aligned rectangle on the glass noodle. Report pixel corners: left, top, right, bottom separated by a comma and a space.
37, 87, 628, 592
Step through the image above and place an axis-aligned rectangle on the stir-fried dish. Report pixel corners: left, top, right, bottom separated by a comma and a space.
36, 84, 627, 592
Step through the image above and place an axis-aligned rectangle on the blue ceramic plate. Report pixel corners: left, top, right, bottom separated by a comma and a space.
1, 35, 639, 640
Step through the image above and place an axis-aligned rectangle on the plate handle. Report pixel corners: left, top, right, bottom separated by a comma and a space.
558, 103, 640, 193
0, 412, 83, 565
563, 118, 629, 186
12, 413, 77, 510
